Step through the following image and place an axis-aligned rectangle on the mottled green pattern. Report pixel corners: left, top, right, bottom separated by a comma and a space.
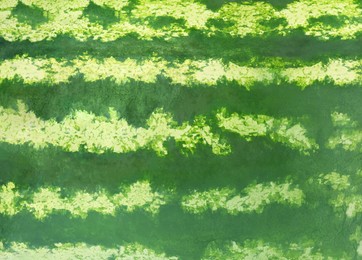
0, 0, 362, 259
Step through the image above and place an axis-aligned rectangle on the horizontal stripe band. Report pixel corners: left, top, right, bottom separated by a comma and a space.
182, 182, 304, 214
0, 242, 178, 259
203, 240, 331, 259
0, 101, 230, 155
0, 102, 317, 155
0, 180, 303, 219
0, 56, 360, 88
0, 181, 170, 218
0, 0, 361, 41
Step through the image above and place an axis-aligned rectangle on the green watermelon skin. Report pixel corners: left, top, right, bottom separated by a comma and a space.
0, 0, 361, 259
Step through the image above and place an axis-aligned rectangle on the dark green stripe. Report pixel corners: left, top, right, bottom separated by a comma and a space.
1, 140, 359, 192
1, 34, 361, 63
1, 80, 361, 124
195, 0, 310, 11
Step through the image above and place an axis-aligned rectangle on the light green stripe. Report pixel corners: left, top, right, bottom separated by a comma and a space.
0, 242, 178, 260
202, 240, 331, 260
0, 180, 304, 219
217, 108, 319, 154
280, 60, 361, 88
0, 181, 171, 219
0, 56, 360, 88
0, 0, 360, 41
182, 181, 304, 214
0, 101, 230, 156
0, 102, 318, 155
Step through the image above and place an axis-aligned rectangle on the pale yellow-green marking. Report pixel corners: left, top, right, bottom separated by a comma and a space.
216, 108, 319, 154
1, 180, 305, 218
313, 171, 362, 218
0, 102, 320, 155
328, 112, 362, 152
0, 0, 361, 41
278, 0, 362, 39
0, 56, 360, 88
133, 0, 215, 30
0, 101, 229, 155
0, 181, 171, 219
182, 181, 305, 214
0, 242, 178, 260
0, 182, 21, 216
202, 240, 326, 260
317, 172, 351, 191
